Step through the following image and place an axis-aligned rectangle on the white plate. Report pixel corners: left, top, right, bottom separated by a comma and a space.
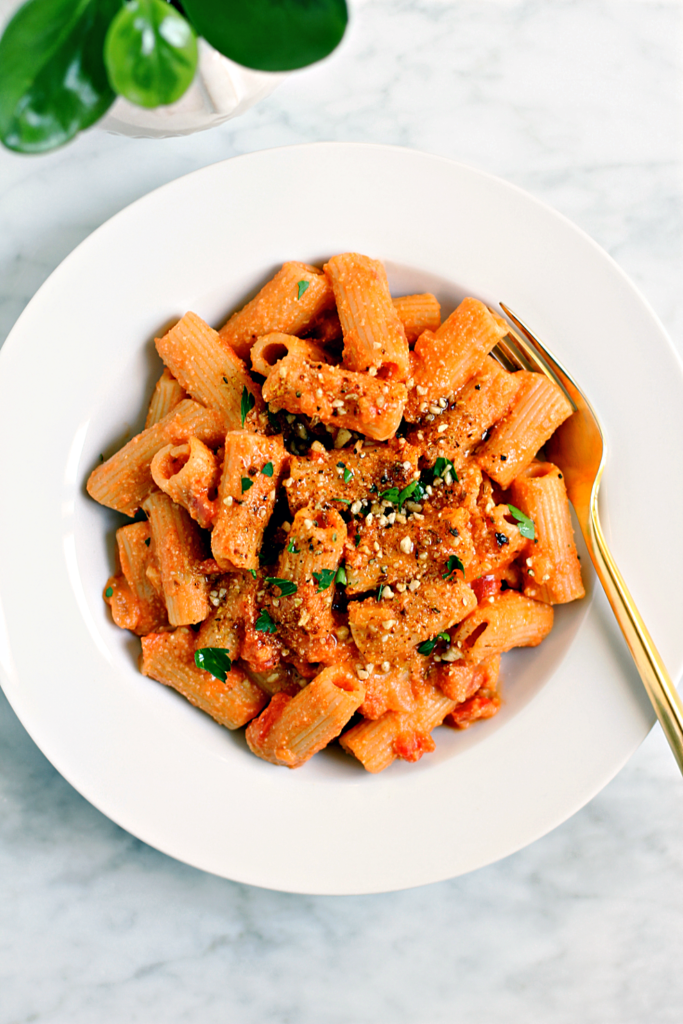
1, 143, 682, 895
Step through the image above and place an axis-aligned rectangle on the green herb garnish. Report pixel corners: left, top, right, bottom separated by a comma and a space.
241, 477, 254, 493
247, 568, 257, 578
417, 632, 450, 656
194, 647, 232, 681
432, 457, 458, 483
377, 583, 385, 600
297, 279, 310, 299
313, 568, 336, 592
265, 577, 298, 596
240, 386, 256, 427
255, 609, 278, 634
506, 504, 536, 540
443, 555, 465, 579
331, 497, 352, 505
105, 586, 113, 598
335, 565, 347, 585
286, 540, 299, 553
261, 462, 274, 477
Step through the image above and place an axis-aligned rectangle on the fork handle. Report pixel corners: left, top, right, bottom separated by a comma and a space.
588, 504, 683, 774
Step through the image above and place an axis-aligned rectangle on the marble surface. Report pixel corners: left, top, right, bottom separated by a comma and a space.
1, 2, 682, 1021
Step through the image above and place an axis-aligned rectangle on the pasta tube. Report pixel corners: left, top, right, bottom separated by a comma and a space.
324, 253, 410, 380
211, 431, 287, 572
219, 262, 335, 360
141, 628, 268, 729
150, 437, 220, 529
87, 399, 226, 516
449, 591, 554, 664
405, 298, 508, 419
245, 664, 365, 767
142, 491, 211, 626
509, 461, 585, 604
156, 312, 262, 430
348, 578, 477, 662
392, 293, 441, 344
340, 679, 456, 773
145, 367, 187, 428
262, 349, 407, 442
475, 372, 573, 488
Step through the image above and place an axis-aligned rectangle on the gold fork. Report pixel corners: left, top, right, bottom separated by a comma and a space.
494, 304, 683, 774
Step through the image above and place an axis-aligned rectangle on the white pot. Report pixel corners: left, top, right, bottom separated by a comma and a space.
100, 39, 287, 139
0, 2, 287, 140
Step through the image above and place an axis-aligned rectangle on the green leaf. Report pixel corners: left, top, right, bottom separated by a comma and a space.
297, 279, 310, 299
432, 457, 458, 483
286, 540, 299, 554
104, 0, 197, 109
261, 462, 274, 477
443, 555, 464, 579
397, 479, 424, 507
182, 0, 348, 72
0, 0, 120, 154
247, 568, 257, 579
337, 462, 353, 483
241, 477, 253, 493
330, 497, 351, 505
417, 632, 449, 656
265, 576, 297, 596
255, 608, 278, 634
334, 565, 347, 585
105, 586, 113, 598
313, 568, 335, 592
240, 386, 256, 427
194, 646, 232, 681
506, 503, 536, 540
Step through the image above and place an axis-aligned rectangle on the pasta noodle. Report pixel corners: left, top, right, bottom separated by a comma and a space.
88, 251, 585, 772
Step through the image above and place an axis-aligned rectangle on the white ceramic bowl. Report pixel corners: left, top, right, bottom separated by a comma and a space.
1, 144, 682, 894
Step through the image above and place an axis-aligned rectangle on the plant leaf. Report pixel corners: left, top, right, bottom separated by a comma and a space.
313, 568, 335, 591
443, 555, 464, 579
240, 385, 256, 427
506, 503, 536, 540
104, 0, 197, 108
194, 646, 232, 681
297, 279, 310, 299
255, 608, 278, 634
261, 462, 274, 477
265, 576, 297, 596
181, 0, 348, 72
0, 0, 120, 154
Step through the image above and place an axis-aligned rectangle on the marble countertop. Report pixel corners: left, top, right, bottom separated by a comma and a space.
1, 2, 682, 1021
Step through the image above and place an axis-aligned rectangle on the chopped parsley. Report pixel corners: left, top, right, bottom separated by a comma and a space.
105, 586, 113, 598
265, 577, 298, 596
241, 477, 253, 493
417, 632, 450, 656
379, 479, 425, 509
286, 540, 299, 554
247, 568, 257, 579
313, 568, 336, 592
432, 457, 458, 483
377, 583, 385, 600
506, 504, 536, 540
335, 565, 347, 585
297, 279, 310, 300
261, 462, 274, 477
344, 467, 353, 483
144, 537, 151, 546
443, 555, 465, 579
194, 647, 232, 681
255, 609, 278, 634
240, 386, 256, 427
331, 497, 352, 505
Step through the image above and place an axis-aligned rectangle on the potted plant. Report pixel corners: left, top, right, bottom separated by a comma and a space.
0, 0, 348, 152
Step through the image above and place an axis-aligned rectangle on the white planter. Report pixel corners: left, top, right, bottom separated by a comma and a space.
100, 39, 287, 139
0, 2, 286, 140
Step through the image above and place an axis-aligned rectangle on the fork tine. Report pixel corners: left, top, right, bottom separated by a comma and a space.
497, 304, 577, 412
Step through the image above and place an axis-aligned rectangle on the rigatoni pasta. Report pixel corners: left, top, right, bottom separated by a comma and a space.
88, 252, 585, 772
